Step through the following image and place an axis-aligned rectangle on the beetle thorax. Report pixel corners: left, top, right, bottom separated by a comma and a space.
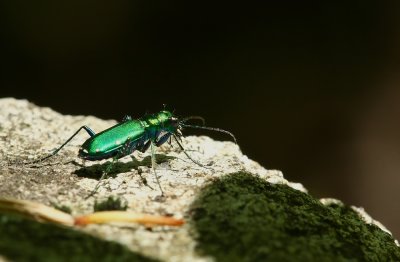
142, 110, 179, 134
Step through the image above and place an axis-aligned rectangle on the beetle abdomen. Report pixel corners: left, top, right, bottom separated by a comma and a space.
80, 120, 145, 159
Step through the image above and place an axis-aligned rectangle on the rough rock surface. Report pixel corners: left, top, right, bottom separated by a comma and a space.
0, 98, 398, 261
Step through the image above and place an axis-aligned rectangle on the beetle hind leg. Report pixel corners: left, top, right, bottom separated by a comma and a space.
28, 125, 96, 165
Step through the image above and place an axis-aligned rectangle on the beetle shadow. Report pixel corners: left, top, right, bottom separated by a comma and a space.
72, 154, 176, 180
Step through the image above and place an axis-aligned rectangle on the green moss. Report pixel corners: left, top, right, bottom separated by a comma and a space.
0, 213, 157, 262
94, 196, 128, 212
190, 172, 400, 262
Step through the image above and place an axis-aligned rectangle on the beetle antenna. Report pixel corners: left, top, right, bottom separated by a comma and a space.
180, 116, 206, 126
180, 124, 237, 144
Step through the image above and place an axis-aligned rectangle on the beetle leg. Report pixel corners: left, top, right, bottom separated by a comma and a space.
150, 141, 164, 196
155, 133, 172, 147
29, 125, 96, 164
86, 137, 142, 198
139, 140, 151, 153
85, 156, 118, 199
116, 138, 142, 159
172, 134, 212, 169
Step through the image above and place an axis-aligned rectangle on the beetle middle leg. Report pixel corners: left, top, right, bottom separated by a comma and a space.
135, 135, 169, 197
85, 138, 135, 198
139, 140, 151, 153
155, 133, 171, 147
85, 157, 118, 199
150, 140, 164, 197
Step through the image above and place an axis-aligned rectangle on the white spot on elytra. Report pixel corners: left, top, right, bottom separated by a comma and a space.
96, 149, 100, 152
115, 140, 121, 145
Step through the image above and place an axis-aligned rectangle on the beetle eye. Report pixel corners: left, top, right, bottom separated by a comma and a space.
168, 117, 178, 127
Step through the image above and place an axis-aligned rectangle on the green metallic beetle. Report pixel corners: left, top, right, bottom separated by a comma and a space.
34, 110, 236, 196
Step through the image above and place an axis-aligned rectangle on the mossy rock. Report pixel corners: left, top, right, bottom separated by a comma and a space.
0, 214, 157, 262
190, 172, 400, 262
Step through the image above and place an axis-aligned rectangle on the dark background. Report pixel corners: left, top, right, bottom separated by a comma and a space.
2, 1, 400, 238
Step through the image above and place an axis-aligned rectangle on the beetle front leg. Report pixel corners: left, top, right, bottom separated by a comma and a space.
172, 134, 212, 169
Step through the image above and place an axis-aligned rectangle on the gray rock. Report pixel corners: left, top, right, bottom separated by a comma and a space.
0, 98, 398, 261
